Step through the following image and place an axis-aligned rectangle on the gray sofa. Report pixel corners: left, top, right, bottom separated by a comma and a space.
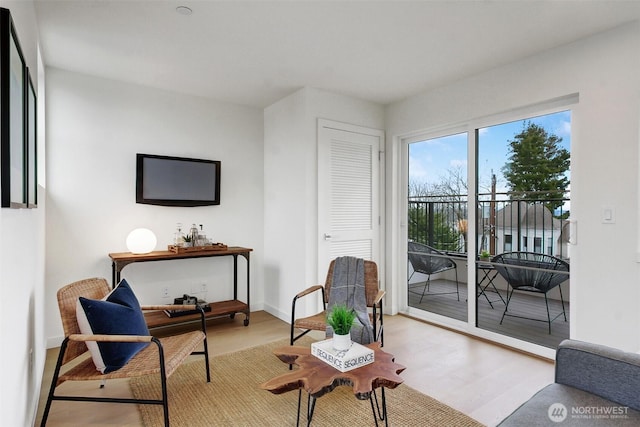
499, 339, 640, 426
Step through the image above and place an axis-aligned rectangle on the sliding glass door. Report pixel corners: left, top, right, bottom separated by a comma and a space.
407, 132, 468, 322
405, 109, 572, 349
475, 112, 571, 348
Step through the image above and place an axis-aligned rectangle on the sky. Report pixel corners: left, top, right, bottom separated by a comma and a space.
408, 110, 572, 196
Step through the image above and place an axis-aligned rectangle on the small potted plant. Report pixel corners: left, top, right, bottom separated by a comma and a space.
480, 250, 491, 261
327, 304, 356, 351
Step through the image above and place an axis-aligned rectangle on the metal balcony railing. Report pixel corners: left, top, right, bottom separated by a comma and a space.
408, 192, 570, 259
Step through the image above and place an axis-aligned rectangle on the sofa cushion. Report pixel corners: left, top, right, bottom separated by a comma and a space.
76, 278, 150, 373
556, 339, 640, 412
499, 383, 640, 426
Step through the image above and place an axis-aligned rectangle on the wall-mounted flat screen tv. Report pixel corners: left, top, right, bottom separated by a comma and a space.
136, 153, 221, 207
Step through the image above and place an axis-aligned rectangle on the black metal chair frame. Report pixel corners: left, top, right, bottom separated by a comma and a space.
43, 336, 171, 425
492, 252, 569, 334
41, 306, 211, 427
290, 287, 384, 346
290, 287, 383, 345
408, 242, 460, 303
290, 260, 384, 347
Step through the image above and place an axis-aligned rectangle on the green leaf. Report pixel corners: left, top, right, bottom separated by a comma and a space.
327, 304, 356, 335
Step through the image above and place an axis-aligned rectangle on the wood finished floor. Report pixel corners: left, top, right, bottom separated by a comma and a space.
409, 278, 570, 349
35, 311, 554, 427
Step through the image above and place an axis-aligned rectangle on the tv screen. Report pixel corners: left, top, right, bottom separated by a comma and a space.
136, 153, 221, 207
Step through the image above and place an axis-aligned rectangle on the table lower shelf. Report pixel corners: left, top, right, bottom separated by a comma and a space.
144, 299, 250, 329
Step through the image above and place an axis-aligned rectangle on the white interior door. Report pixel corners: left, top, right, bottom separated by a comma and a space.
318, 119, 383, 275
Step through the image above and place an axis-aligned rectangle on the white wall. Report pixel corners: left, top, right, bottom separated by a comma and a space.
263, 87, 384, 321
386, 23, 640, 351
0, 1, 46, 426
44, 69, 264, 345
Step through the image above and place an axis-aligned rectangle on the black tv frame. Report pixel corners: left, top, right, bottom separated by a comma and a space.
136, 153, 221, 207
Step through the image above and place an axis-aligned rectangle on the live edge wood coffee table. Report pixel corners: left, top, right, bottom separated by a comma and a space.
261, 342, 405, 426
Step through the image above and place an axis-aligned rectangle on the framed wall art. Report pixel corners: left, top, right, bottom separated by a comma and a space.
27, 70, 36, 207
1, 7, 29, 208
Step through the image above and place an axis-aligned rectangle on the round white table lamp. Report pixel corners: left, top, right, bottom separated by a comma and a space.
126, 228, 157, 254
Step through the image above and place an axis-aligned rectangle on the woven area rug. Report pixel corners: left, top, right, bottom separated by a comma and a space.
130, 337, 484, 426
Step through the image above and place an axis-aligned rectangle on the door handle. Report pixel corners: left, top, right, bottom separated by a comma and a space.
324, 233, 332, 241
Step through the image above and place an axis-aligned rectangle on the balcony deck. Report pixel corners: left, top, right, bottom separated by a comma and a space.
408, 279, 569, 349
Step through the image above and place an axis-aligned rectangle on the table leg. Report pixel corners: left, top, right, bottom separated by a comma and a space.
307, 394, 317, 427
296, 389, 301, 427
369, 388, 388, 427
242, 252, 251, 326
234, 252, 251, 326
477, 267, 506, 308
111, 262, 116, 288
477, 268, 495, 308
294, 389, 390, 427
483, 270, 505, 305
296, 390, 317, 427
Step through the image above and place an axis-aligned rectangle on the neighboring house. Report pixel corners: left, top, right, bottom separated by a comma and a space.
485, 201, 568, 259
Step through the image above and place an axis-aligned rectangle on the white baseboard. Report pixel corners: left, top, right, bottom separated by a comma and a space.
261, 302, 290, 324
47, 335, 64, 349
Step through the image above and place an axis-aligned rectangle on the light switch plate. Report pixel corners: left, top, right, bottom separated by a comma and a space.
601, 206, 615, 224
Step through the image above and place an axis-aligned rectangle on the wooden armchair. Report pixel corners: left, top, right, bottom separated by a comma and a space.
290, 259, 384, 346
40, 278, 210, 427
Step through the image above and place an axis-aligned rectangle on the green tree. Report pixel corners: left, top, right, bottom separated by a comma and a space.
502, 122, 570, 211
408, 208, 461, 251
408, 167, 467, 252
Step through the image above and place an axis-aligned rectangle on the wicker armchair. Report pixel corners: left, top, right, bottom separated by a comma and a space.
407, 242, 460, 302
492, 252, 570, 334
40, 278, 211, 427
290, 259, 384, 346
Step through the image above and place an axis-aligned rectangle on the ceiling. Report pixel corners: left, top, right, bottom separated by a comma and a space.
34, 0, 640, 109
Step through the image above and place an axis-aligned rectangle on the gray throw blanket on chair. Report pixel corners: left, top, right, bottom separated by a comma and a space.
326, 256, 374, 345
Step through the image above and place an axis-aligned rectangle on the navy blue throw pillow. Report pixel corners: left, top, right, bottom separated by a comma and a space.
76, 278, 150, 373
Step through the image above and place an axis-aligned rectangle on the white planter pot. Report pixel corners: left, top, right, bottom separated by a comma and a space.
332, 333, 352, 351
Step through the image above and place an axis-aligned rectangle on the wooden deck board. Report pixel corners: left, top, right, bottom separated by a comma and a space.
408, 279, 569, 349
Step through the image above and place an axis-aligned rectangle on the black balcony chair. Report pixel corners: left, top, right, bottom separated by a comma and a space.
492, 252, 569, 334
408, 242, 459, 303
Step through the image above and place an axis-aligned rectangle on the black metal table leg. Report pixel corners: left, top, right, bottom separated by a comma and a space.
296, 390, 317, 427
369, 388, 389, 427
477, 265, 505, 308
296, 389, 301, 427
477, 267, 495, 308
307, 394, 317, 427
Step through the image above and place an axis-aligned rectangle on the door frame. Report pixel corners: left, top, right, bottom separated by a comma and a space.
392, 96, 576, 359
